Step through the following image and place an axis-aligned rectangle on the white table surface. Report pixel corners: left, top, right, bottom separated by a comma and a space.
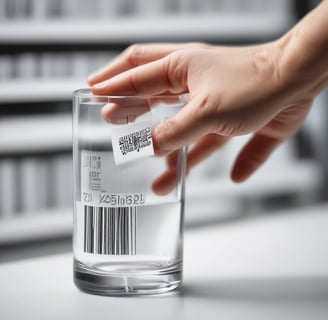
1, 204, 328, 320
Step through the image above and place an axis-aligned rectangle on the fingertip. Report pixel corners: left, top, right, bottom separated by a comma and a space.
231, 134, 282, 184
89, 84, 101, 95
230, 158, 255, 183
89, 82, 111, 97
92, 81, 107, 90
101, 104, 111, 122
230, 157, 249, 183
88, 70, 105, 86
152, 168, 177, 195
152, 129, 170, 157
230, 170, 247, 183
87, 75, 96, 86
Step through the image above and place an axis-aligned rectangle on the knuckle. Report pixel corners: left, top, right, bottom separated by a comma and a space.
124, 44, 139, 56
162, 52, 188, 91
128, 70, 139, 94
124, 44, 144, 67
191, 93, 218, 130
193, 92, 245, 137
161, 56, 176, 90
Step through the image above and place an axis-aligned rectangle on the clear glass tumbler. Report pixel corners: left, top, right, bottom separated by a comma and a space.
72, 89, 187, 295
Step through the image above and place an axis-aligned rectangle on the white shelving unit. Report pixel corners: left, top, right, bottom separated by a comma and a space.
0, 159, 323, 245
0, 78, 86, 103
0, 13, 294, 43
0, 113, 72, 154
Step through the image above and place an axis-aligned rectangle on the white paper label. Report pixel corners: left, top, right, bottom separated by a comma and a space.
111, 120, 154, 165
81, 150, 146, 207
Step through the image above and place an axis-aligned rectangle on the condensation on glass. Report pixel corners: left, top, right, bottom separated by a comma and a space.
73, 89, 187, 295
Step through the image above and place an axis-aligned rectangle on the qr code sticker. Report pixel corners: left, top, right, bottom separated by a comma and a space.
112, 121, 154, 165
119, 127, 152, 155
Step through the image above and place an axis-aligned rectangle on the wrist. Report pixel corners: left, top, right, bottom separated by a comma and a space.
278, 2, 328, 98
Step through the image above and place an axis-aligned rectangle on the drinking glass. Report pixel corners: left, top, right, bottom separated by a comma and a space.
72, 88, 187, 295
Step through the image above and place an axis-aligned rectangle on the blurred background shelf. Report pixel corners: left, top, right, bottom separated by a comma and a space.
0, 159, 323, 246
0, 207, 72, 246
0, 14, 295, 44
0, 113, 72, 154
188, 160, 323, 202
0, 79, 86, 103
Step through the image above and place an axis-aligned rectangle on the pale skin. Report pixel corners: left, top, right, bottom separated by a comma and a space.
88, 1, 328, 195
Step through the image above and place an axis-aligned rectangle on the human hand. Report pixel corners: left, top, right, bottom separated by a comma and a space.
87, 42, 310, 191
89, 1, 328, 193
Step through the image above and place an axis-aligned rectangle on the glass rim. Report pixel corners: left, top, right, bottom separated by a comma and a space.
73, 88, 189, 100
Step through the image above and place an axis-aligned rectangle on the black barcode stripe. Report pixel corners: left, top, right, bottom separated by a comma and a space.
83, 205, 136, 255
84, 205, 95, 253
95, 207, 102, 254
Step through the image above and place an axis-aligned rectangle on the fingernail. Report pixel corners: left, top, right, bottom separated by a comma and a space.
92, 81, 106, 89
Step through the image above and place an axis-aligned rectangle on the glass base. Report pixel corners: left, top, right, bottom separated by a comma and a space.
74, 259, 182, 296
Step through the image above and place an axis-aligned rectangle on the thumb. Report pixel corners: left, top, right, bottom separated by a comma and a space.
153, 94, 214, 155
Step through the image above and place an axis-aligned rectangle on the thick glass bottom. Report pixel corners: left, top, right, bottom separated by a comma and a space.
74, 259, 182, 296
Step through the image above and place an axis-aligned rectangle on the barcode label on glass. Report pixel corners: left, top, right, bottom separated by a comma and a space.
83, 205, 136, 255
111, 120, 154, 165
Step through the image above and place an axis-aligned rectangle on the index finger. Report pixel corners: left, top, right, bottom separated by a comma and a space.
88, 43, 184, 86
91, 55, 188, 97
